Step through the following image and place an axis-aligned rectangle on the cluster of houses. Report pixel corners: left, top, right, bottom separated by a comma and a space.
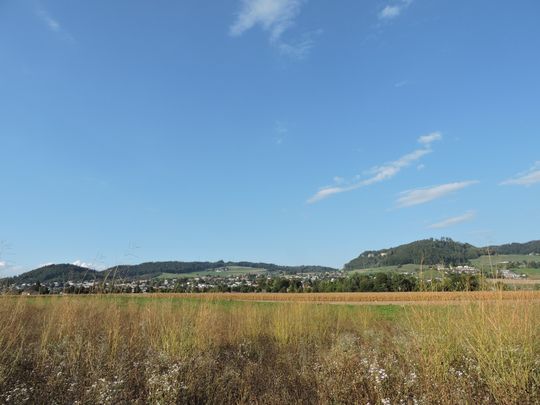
1, 271, 345, 295
435, 264, 527, 279
3, 259, 534, 294
450, 265, 479, 274
499, 269, 523, 279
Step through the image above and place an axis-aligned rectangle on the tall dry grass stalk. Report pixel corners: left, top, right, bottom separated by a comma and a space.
0, 294, 538, 404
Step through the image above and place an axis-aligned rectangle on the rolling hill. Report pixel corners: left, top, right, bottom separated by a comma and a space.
3, 238, 539, 285
344, 238, 540, 270
2, 261, 337, 284
490, 240, 540, 255
8, 264, 102, 284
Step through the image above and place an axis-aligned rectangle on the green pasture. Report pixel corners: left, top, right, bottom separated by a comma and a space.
153, 266, 267, 279
472, 254, 540, 266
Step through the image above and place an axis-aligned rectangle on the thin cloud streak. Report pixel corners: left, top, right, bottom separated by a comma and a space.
501, 162, 540, 186
307, 132, 442, 204
35, 7, 75, 42
230, 0, 303, 39
428, 211, 476, 229
36, 8, 61, 32
418, 132, 442, 145
394, 80, 409, 88
379, 0, 413, 20
380, 6, 401, 19
230, 0, 316, 58
276, 29, 321, 59
274, 121, 288, 145
397, 181, 478, 208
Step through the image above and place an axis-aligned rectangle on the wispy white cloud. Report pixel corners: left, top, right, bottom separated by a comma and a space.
274, 121, 288, 145
500, 162, 540, 186
230, 0, 302, 39
72, 260, 106, 270
73, 260, 90, 268
35, 7, 74, 41
307, 132, 442, 204
0, 261, 22, 277
397, 181, 478, 208
380, 6, 401, 19
379, 0, 413, 20
307, 186, 346, 203
394, 80, 409, 88
0, 241, 12, 273
418, 132, 442, 145
230, 0, 316, 58
36, 8, 61, 32
276, 29, 321, 59
428, 211, 476, 229
362, 148, 431, 185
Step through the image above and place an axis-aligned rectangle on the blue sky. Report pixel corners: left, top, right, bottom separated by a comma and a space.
1, 0, 539, 275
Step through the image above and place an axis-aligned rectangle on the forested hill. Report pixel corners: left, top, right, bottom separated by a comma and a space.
344, 238, 480, 269
491, 240, 540, 255
4, 239, 539, 284
344, 238, 540, 270
101, 261, 336, 279
3, 261, 337, 284
10, 264, 102, 284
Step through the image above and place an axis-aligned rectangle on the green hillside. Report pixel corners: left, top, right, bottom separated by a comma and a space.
155, 266, 267, 279
471, 254, 539, 266
518, 268, 540, 280
349, 264, 419, 274
10, 264, 101, 284
345, 239, 540, 271
345, 238, 481, 270
472, 255, 540, 279
4, 239, 539, 285
103, 261, 335, 280
2, 261, 336, 284
491, 241, 540, 255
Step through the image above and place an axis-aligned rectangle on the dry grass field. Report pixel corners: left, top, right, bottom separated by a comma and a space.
0, 293, 539, 404
180, 290, 540, 303
488, 279, 540, 288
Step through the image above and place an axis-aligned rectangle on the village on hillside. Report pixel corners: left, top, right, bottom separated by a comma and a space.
2, 261, 534, 295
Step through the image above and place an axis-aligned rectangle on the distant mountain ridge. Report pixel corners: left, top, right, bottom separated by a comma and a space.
345, 238, 540, 270
3, 239, 539, 285
105, 261, 335, 279
3, 261, 337, 285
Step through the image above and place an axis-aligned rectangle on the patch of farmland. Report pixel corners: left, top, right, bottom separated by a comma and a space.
154, 266, 266, 279
472, 254, 540, 266
348, 264, 419, 274
517, 268, 540, 280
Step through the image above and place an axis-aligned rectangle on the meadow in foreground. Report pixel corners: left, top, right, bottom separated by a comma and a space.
0, 293, 538, 404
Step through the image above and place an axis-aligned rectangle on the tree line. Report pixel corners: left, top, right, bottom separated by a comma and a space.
172, 272, 482, 293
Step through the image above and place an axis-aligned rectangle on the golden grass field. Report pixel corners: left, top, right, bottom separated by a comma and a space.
0, 292, 539, 404
178, 290, 540, 303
